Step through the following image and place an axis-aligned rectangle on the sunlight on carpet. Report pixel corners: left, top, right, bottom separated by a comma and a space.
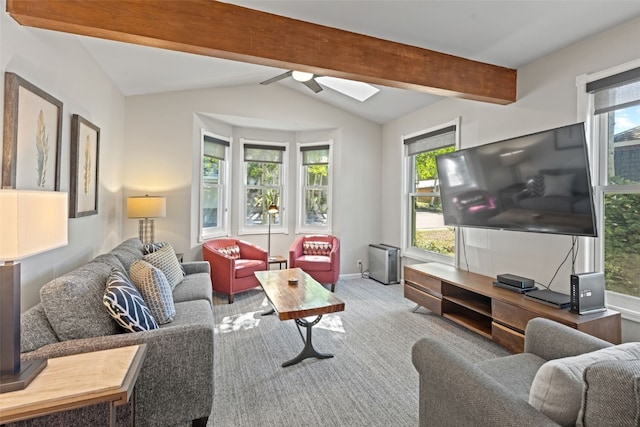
208, 276, 509, 427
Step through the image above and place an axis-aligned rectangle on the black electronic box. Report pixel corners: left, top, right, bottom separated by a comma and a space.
496, 273, 535, 289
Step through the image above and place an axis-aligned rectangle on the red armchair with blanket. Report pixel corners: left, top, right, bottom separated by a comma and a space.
289, 234, 341, 292
202, 238, 268, 303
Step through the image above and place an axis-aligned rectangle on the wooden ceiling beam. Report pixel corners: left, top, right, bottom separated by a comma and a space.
6, 0, 517, 104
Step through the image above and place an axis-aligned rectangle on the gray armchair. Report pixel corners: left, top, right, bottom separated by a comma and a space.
412, 318, 621, 427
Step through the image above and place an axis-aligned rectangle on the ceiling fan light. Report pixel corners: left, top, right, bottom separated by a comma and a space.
291, 71, 314, 82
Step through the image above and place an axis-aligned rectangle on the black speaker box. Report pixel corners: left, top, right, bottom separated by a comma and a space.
570, 272, 606, 315
496, 273, 535, 289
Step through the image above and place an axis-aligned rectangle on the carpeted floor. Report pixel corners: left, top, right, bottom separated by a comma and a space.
208, 276, 509, 427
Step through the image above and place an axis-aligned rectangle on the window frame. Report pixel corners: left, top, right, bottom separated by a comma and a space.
238, 138, 288, 236
296, 140, 333, 234
579, 59, 640, 322
401, 118, 460, 264
199, 130, 231, 241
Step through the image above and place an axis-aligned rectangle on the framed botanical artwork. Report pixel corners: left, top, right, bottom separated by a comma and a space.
2, 72, 63, 190
69, 114, 100, 217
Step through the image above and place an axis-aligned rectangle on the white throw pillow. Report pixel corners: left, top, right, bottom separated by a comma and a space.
143, 243, 184, 290
529, 343, 640, 426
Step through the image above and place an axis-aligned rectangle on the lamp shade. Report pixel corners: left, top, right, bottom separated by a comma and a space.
0, 190, 68, 261
127, 196, 166, 219
268, 204, 279, 214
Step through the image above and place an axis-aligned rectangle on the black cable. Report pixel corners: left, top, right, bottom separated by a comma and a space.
535, 280, 550, 290
460, 228, 470, 272
547, 236, 577, 288
571, 235, 579, 275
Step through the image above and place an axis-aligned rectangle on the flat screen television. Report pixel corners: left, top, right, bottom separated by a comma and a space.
435, 122, 598, 237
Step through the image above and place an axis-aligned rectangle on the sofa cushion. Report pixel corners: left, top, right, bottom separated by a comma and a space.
110, 238, 145, 271
303, 240, 332, 256
294, 255, 331, 272
130, 259, 176, 324
173, 272, 213, 303
92, 253, 126, 272
217, 244, 241, 259
161, 299, 214, 330
577, 359, 640, 427
529, 342, 640, 426
103, 269, 158, 332
20, 304, 59, 352
143, 244, 184, 290
477, 352, 546, 402
234, 259, 266, 278
40, 258, 120, 341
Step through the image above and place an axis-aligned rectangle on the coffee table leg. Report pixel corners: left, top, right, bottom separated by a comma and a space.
282, 315, 333, 367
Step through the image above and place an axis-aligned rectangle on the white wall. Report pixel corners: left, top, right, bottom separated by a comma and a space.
6, 0, 638, 340
381, 17, 640, 341
123, 84, 382, 274
1, 5, 126, 310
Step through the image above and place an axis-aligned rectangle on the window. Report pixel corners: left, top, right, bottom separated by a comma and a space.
297, 142, 332, 233
403, 121, 459, 262
200, 131, 230, 240
587, 66, 640, 320
240, 140, 287, 234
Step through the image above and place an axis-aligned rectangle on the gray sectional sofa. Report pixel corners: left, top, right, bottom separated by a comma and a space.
412, 318, 640, 427
16, 238, 214, 427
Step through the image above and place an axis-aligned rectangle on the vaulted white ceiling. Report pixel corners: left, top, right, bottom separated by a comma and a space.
71, 1, 640, 124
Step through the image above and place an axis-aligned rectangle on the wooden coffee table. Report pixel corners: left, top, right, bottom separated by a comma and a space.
254, 268, 345, 367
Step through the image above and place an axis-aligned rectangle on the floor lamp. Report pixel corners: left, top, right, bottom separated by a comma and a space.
127, 195, 166, 244
267, 204, 279, 260
0, 190, 68, 393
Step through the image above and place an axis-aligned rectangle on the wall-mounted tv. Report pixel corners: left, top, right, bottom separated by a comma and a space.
436, 122, 598, 237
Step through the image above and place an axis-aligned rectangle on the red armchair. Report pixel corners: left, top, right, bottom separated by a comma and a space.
202, 238, 268, 303
289, 235, 340, 292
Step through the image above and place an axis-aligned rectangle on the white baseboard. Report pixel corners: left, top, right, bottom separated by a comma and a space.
340, 273, 364, 280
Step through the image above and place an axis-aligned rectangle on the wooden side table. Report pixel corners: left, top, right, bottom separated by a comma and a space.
268, 255, 288, 270
0, 344, 147, 426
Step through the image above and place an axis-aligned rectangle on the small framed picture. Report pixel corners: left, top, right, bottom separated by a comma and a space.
69, 114, 100, 217
2, 72, 63, 190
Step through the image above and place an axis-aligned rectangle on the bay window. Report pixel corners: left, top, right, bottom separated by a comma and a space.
240, 140, 287, 234
200, 131, 230, 240
297, 142, 332, 233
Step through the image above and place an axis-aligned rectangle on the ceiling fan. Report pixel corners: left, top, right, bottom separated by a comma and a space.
260, 70, 380, 102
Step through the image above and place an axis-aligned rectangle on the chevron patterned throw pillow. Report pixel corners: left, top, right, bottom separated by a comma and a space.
103, 269, 158, 332
302, 241, 332, 256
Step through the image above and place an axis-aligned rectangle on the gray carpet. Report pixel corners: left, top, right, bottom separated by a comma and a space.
208, 276, 509, 427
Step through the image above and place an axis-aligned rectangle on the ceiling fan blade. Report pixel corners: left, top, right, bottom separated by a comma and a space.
302, 78, 323, 93
260, 70, 293, 85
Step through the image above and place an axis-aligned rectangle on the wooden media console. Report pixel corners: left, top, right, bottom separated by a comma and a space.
404, 263, 621, 353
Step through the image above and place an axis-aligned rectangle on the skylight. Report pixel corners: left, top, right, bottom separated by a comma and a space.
315, 76, 380, 102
